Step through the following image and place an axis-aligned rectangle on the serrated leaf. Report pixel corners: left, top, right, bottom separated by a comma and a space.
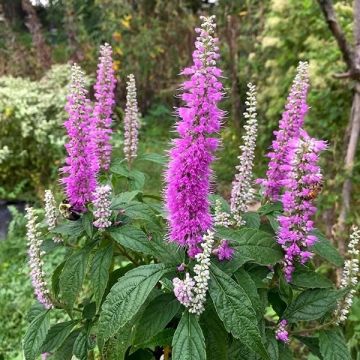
26, 303, 46, 323
53, 330, 80, 360
243, 212, 261, 229
200, 303, 228, 360
52, 220, 84, 237
234, 268, 263, 317
59, 250, 89, 313
90, 244, 113, 310
23, 311, 50, 360
291, 267, 333, 289
284, 289, 340, 322
319, 329, 351, 360
81, 212, 93, 238
121, 202, 157, 224
312, 229, 343, 267
209, 264, 269, 360
136, 328, 175, 350
41, 320, 78, 353
111, 191, 141, 208
172, 311, 206, 360
98, 263, 170, 346
52, 261, 65, 299
134, 293, 180, 344
110, 225, 183, 264
73, 330, 88, 360
216, 227, 283, 265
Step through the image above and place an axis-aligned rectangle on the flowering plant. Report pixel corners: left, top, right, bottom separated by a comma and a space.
22, 17, 358, 360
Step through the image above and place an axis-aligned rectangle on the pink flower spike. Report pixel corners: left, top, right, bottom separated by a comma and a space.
164, 15, 224, 256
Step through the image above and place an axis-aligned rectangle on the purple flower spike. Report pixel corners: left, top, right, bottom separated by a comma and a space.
164, 16, 224, 256
61, 64, 98, 212
259, 62, 309, 201
93, 43, 117, 171
277, 131, 327, 281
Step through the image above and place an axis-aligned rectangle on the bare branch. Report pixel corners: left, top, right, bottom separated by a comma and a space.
317, 0, 354, 71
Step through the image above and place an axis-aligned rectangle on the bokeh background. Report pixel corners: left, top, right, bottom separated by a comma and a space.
0, 0, 359, 358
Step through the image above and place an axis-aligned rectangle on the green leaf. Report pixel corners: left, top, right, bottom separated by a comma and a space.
209, 264, 269, 360
73, 330, 88, 360
319, 329, 351, 360
258, 202, 283, 215
266, 330, 279, 360
284, 289, 340, 322
81, 212, 93, 238
134, 293, 180, 344
90, 244, 113, 310
41, 320, 78, 353
291, 267, 333, 289
294, 336, 323, 359
243, 212, 261, 229
216, 227, 283, 265
136, 153, 167, 165
52, 220, 84, 238
110, 225, 183, 264
52, 330, 80, 360
23, 311, 50, 360
172, 311, 206, 360
200, 304, 229, 360
82, 302, 96, 320
98, 263, 170, 346
135, 328, 175, 350
234, 268, 263, 317
278, 343, 293, 360
312, 229, 343, 267
27, 303, 46, 323
52, 261, 65, 299
59, 250, 89, 313
227, 339, 260, 359
266, 214, 280, 232
111, 190, 141, 208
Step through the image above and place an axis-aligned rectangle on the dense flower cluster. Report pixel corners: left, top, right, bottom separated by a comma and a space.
25, 207, 52, 309
277, 131, 326, 281
259, 62, 309, 201
173, 230, 214, 314
173, 273, 195, 307
275, 320, 289, 343
93, 185, 112, 229
44, 189, 62, 243
213, 199, 233, 227
230, 83, 258, 226
61, 64, 98, 211
93, 43, 116, 171
213, 239, 234, 261
335, 226, 360, 323
124, 74, 140, 164
165, 15, 224, 257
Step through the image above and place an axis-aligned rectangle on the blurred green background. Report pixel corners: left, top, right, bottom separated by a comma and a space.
0, 0, 359, 358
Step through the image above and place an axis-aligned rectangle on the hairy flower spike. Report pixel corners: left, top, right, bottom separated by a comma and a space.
93, 43, 117, 171
93, 185, 112, 229
277, 131, 326, 282
189, 230, 215, 315
26, 207, 53, 309
124, 74, 140, 164
230, 83, 258, 226
61, 64, 98, 212
44, 190, 62, 243
335, 226, 360, 323
275, 320, 289, 343
165, 15, 224, 256
213, 199, 233, 227
259, 62, 309, 201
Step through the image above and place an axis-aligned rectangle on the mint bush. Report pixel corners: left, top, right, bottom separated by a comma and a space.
22, 16, 358, 360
